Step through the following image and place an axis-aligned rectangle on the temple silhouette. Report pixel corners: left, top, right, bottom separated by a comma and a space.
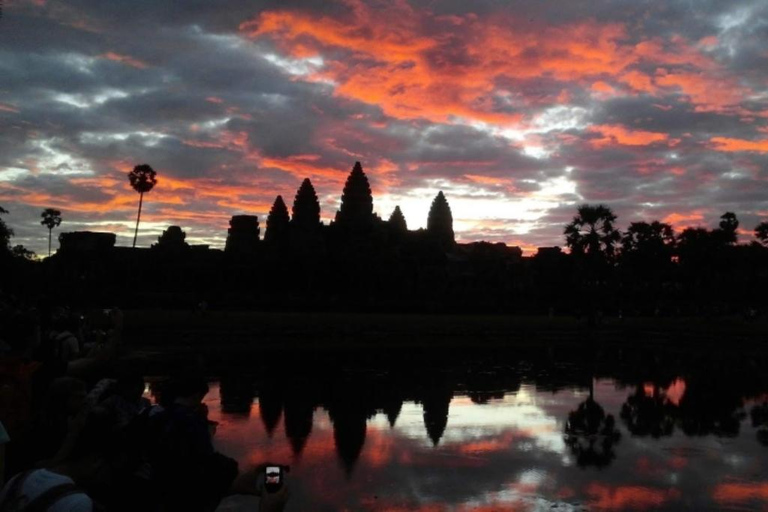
1, 160, 767, 315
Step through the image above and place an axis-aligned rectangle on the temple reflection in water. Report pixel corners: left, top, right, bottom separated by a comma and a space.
142, 345, 768, 510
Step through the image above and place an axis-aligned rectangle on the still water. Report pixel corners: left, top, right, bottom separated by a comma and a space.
182, 349, 768, 511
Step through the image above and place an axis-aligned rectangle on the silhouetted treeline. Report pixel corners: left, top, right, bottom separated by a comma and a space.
2, 163, 768, 314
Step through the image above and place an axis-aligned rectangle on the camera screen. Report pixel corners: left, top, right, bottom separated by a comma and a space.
266, 466, 281, 485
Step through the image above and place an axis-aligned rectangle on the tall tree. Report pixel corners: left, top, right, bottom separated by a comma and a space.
715, 211, 739, 245
0, 206, 12, 256
564, 204, 621, 261
265, 195, 290, 243
40, 208, 62, 257
335, 161, 374, 227
388, 206, 407, 233
128, 164, 158, 248
621, 221, 675, 255
291, 178, 321, 230
755, 221, 768, 247
427, 191, 455, 248
620, 221, 675, 279
676, 227, 715, 268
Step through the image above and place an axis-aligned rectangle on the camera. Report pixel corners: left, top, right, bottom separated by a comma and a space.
264, 464, 290, 493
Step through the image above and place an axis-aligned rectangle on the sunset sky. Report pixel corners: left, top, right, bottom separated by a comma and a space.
1, 0, 767, 255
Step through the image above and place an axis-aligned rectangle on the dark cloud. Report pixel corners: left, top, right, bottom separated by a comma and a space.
1, 0, 767, 255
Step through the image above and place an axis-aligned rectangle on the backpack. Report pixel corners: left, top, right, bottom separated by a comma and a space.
0, 471, 82, 512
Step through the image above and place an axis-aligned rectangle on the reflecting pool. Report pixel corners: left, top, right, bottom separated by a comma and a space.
173, 348, 768, 511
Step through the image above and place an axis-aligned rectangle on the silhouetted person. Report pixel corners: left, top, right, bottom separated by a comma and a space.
147, 375, 238, 512
0, 407, 128, 511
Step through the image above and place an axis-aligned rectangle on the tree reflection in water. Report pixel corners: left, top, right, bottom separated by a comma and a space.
620, 384, 676, 438
564, 378, 621, 468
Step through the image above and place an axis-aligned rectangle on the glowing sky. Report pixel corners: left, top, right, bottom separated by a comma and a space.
1, 0, 767, 254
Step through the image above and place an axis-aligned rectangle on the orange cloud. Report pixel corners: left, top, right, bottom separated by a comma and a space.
654, 69, 747, 113
591, 81, 618, 96
713, 483, 768, 505
618, 70, 657, 94
242, 2, 755, 126
242, 5, 638, 126
662, 211, 706, 231
100, 51, 148, 69
587, 483, 681, 510
710, 137, 768, 153
588, 125, 668, 148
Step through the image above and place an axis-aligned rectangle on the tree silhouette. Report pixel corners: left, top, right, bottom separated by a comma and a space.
291, 178, 321, 230
388, 206, 407, 233
620, 385, 676, 438
40, 208, 62, 257
11, 245, 36, 260
128, 164, 158, 248
564, 204, 621, 261
755, 221, 768, 247
621, 221, 675, 255
427, 191, 454, 249
675, 226, 720, 289
564, 378, 621, 468
265, 195, 290, 243
0, 206, 12, 256
620, 221, 675, 283
335, 161, 374, 228
714, 211, 739, 245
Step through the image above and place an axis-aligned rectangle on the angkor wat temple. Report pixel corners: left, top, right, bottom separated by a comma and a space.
4, 161, 767, 315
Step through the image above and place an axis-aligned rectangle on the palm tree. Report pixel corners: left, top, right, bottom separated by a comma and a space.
564, 205, 621, 319
564, 204, 621, 261
40, 208, 62, 257
128, 164, 158, 248
564, 376, 621, 468
619, 221, 676, 284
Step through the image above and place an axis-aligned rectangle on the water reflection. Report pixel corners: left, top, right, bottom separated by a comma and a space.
167, 348, 768, 510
